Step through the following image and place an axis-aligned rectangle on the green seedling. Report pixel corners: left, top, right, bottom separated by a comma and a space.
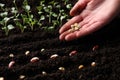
22, 0, 37, 30
14, 19, 26, 33
44, 5, 53, 23
0, 17, 14, 35
0, 3, 5, 11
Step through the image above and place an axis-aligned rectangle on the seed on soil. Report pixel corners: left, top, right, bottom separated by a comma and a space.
78, 65, 84, 69
8, 61, 15, 69
9, 53, 14, 58
30, 57, 39, 63
69, 50, 77, 56
42, 71, 47, 75
58, 67, 65, 71
0, 77, 4, 80
41, 48, 45, 52
92, 45, 99, 51
50, 54, 58, 59
91, 62, 96, 67
19, 75, 25, 79
25, 51, 30, 55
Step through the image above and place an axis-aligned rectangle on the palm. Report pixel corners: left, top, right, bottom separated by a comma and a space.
59, 0, 120, 41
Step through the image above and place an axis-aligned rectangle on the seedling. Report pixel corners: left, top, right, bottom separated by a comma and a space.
62, 0, 69, 5
0, 17, 14, 35
22, 0, 37, 30
0, 3, 5, 11
0, 12, 8, 17
14, 19, 26, 33
44, 5, 53, 23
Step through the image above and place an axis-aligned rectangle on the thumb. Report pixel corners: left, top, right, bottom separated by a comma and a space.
70, 0, 90, 16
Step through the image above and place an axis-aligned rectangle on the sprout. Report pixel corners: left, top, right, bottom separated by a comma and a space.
11, 7, 18, 14
24, 5, 30, 11
0, 12, 8, 17
2, 24, 15, 35
3, 17, 10, 23
66, 4, 72, 9
0, 3, 5, 7
7, 24, 14, 30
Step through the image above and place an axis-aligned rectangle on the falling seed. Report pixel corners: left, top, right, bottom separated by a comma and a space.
58, 67, 65, 71
92, 45, 99, 51
30, 57, 39, 63
41, 48, 45, 52
8, 61, 15, 69
25, 51, 30, 55
50, 54, 58, 59
0, 77, 4, 80
91, 62, 96, 67
69, 50, 77, 56
78, 65, 84, 69
42, 71, 47, 75
9, 54, 14, 58
19, 75, 25, 79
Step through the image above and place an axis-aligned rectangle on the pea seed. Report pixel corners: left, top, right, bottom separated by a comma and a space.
42, 71, 47, 75
9, 54, 14, 58
19, 75, 25, 79
25, 51, 30, 55
58, 67, 65, 71
0, 77, 4, 80
30, 57, 39, 63
50, 54, 58, 59
69, 50, 77, 56
78, 65, 84, 69
8, 61, 15, 69
41, 48, 45, 52
91, 62, 96, 67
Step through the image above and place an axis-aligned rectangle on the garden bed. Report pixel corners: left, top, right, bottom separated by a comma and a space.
0, 0, 120, 80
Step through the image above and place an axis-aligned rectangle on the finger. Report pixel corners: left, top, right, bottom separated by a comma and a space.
59, 15, 83, 34
59, 30, 72, 41
76, 21, 103, 38
70, 0, 90, 16
64, 31, 78, 41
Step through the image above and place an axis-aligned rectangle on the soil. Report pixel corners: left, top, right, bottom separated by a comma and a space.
0, 0, 120, 80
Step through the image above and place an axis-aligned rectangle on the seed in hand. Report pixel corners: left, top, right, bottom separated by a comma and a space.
68, 23, 81, 32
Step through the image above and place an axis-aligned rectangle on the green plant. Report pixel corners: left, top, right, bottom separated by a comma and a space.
62, 0, 69, 5
37, 4, 45, 27
0, 3, 5, 11
22, 0, 37, 30
0, 17, 14, 35
43, 5, 53, 23
14, 19, 26, 33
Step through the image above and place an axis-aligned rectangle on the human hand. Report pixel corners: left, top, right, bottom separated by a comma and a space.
59, 0, 120, 41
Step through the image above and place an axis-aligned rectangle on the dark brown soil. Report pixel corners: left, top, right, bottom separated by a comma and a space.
0, 0, 120, 80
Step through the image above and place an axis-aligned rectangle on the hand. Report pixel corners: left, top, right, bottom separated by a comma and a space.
59, 0, 120, 41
